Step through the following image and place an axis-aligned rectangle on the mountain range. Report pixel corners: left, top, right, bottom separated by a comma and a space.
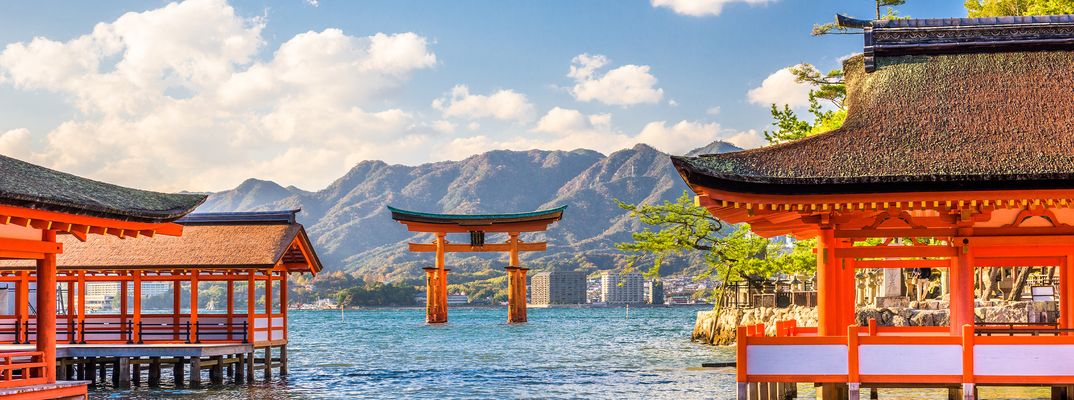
197, 141, 740, 280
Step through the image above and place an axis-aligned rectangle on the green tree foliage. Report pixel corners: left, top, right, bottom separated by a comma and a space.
965, 0, 1074, 16
615, 192, 817, 310
615, 192, 816, 283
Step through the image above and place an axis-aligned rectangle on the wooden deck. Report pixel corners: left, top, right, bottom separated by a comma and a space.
0, 380, 87, 399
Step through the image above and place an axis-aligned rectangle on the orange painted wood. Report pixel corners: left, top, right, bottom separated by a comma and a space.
265, 272, 273, 338
853, 259, 950, 269
962, 325, 974, 383
132, 271, 141, 341
816, 229, 839, 336
975, 375, 1074, 384
119, 278, 128, 342
958, 235, 1074, 247
190, 269, 199, 340
736, 326, 746, 382
747, 336, 848, 345
0, 250, 45, 260
859, 375, 961, 384
0, 238, 62, 254
858, 336, 961, 345
951, 251, 975, 336
408, 242, 547, 253
247, 271, 255, 343
834, 246, 956, 259
0, 205, 183, 236
36, 229, 57, 383
847, 325, 859, 382
745, 374, 847, 383
281, 273, 288, 340
976, 257, 1062, 267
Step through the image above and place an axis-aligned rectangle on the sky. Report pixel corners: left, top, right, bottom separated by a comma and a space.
0, 0, 967, 192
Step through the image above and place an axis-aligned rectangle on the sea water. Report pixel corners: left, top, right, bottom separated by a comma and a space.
91, 307, 1047, 399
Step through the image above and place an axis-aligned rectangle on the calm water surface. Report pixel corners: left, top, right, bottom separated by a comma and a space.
91, 307, 1048, 399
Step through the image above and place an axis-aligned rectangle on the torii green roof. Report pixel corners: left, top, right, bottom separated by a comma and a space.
387, 205, 566, 226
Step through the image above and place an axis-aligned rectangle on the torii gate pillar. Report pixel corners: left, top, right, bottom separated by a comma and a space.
505, 233, 528, 324
424, 232, 449, 324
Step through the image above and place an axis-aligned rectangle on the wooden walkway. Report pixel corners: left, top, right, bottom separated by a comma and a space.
0, 342, 286, 389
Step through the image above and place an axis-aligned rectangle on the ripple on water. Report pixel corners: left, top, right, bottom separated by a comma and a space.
86, 307, 1049, 399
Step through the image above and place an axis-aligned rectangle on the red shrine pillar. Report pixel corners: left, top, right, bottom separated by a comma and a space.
36, 229, 57, 382
950, 239, 976, 336
816, 228, 841, 336
424, 233, 449, 324
1063, 255, 1074, 330
505, 233, 527, 324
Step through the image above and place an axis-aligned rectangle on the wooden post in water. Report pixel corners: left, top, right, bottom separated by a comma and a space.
189, 357, 202, 386
173, 358, 184, 386
425, 232, 449, 324
263, 347, 273, 381
148, 357, 161, 387
506, 232, 528, 324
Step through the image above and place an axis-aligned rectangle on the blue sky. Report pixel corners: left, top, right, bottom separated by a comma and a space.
0, 0, 967, 192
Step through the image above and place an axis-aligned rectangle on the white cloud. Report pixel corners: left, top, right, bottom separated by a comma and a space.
0, 0, 438, 191
747, 66, 813, 108
706, 106, 721, 115
448, 107, 748, 157
305, 0, 319, 6
651, 0, 774, 17
0, 128, 32, 158
568, 53, 663, 106
635, 121, 723, 155
431, 120, 456, 134
724, 129, 764, 149
432, 84, 536, 123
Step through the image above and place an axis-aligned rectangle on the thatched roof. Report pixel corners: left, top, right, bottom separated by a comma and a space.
673, 17, 1074, 195
0, 211, 321, 273
0, 155, 205, 223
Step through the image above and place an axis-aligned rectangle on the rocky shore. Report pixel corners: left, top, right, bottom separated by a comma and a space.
692, 300, 1057, 345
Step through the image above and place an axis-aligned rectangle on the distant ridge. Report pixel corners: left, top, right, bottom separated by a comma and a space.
198, 141, 741, 279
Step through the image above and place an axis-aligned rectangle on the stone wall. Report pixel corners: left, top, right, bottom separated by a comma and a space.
692, 300, 1056, 346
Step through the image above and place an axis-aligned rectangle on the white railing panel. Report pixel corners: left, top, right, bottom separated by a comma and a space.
747, 345, 848, 375
976, 345, 1074, 376
859, 344, 962, 375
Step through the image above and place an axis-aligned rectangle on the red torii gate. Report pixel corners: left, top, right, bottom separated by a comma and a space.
388, 206, 565, 324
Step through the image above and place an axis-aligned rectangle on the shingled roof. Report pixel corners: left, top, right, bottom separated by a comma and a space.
673, 16, 1074, 196
0, 211, 321, 273
0, 155, 205, 223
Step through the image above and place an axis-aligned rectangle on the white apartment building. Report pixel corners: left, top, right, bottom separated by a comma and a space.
600, 271, 645, 304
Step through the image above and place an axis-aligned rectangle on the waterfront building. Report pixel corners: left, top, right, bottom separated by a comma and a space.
671, 15, 1074, 400
0, 208, 322, 391
644, 279, 664, 305
388, 206, 565, 324
530, 271, 586, 305
600, 271, 644, 304
0, 154, 205, 398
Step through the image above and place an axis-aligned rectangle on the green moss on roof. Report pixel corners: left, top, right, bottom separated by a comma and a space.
673, 51, 1074, 194
0, 155, 206, 223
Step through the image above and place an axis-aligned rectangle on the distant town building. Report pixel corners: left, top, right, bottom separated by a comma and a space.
530, 271, 586, 305
601, 271, 644, 304
645, 279, 664, 305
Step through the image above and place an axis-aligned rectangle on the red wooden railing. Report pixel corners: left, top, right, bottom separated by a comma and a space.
0, 351, 47, 389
